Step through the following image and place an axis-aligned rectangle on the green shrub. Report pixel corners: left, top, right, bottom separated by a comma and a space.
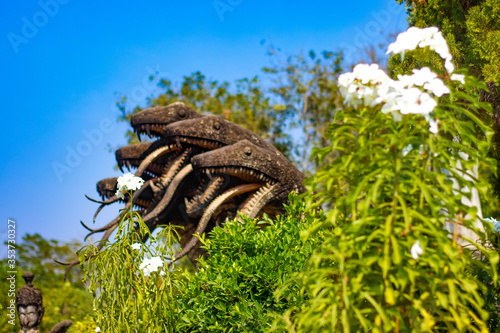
176, 195, 322, 333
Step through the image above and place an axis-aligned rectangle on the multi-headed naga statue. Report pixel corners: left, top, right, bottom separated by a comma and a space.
62, 102, 305, 268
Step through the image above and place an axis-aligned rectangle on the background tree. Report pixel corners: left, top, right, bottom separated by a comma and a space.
262, 48, 344, 173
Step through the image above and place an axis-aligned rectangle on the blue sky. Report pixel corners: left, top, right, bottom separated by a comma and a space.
0, 0, 407, 246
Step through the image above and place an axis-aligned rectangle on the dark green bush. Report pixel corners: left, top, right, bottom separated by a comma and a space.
176, 195, 322, 333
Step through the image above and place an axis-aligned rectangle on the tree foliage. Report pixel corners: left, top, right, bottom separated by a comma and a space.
262, 49, 344, 172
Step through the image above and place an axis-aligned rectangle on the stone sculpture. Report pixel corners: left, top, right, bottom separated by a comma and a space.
60, 102, 305, 269
16, 272, 72, 333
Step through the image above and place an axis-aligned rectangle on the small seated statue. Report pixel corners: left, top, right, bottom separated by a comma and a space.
16, 272, 72, 333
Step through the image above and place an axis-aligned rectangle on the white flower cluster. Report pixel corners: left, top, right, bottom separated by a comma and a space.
484, 217, 500, 233
338, 64, 391, 109
139, 256, 164, 276
387, 26, 454, 73
338, 64, 444, 133
338, 27, 466, 134
115, 173, 145, 199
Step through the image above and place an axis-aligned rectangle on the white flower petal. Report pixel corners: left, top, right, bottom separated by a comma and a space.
411, 240, 424, 259
402, 144, 413, 156
444, 59, 455, 74
451, 74, 465, 84
428, 119, 439, 134
115, 189, 126, 200
424, 78, 450, 97
391, 111, 402, 122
